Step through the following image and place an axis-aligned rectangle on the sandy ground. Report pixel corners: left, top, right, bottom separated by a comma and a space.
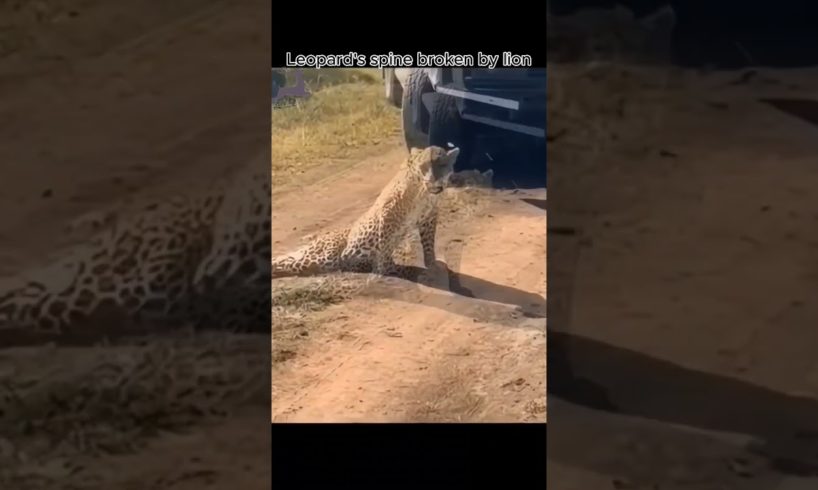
271, 143, 547, 422
0, 0, 268, 275
0, 1, 271, 488
548, 63, 818, 488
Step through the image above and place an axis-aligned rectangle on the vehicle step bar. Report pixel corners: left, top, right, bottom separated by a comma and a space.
460, 113, 545, 138
434, 84, 520, 111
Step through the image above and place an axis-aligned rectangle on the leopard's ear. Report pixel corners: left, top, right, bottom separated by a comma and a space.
409, 147, 423, 157
444, 147, 460, 164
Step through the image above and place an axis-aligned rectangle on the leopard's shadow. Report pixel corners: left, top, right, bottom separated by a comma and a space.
382, 263, 546, 319
549, 330, 818, 478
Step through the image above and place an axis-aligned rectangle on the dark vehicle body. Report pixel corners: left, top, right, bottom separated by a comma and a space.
383, 67, 546, 169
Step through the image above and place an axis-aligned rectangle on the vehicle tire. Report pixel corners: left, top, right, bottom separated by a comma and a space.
383, 68, 403, 107
427, 92, 473, 169
401, 70, 473, 168
401, 69, 431, 150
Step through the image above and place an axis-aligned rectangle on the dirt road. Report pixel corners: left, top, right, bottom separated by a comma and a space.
0, 1, 270, 488
0, 0, 268, 275
548, 63, 818, 488
271, 142, 547, 422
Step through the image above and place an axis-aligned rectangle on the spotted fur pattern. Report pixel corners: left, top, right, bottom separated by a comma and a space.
0, 154, 271, 343
271, 146, 459, 279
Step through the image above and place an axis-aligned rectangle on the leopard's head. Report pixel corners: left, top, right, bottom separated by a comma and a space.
409, 146, 459, 195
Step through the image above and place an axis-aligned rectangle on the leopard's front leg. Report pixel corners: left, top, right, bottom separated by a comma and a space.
418, 209, 439, 268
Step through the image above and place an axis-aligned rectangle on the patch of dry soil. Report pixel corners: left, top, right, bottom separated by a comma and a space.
271, 143, 547, 422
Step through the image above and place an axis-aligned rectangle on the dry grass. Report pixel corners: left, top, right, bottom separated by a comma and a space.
0, 333, 268, 486
272, 276, 353, 364
290, 67, 380, 91
405, 358, 547, 423
406, 365, 486, 422
547, 62, 682, 162
271, 68, 403, 360
271, 68, 402, 186
273, 281, 345, 311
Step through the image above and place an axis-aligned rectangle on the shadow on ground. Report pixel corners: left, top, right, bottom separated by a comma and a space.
760, 98, 818, 127
521, 198, 548, 212
366, 264, 546, 324
549, 331, 818, 477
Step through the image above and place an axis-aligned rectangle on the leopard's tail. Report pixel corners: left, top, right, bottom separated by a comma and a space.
271, 252, 307, 278
271, 229, 350, 279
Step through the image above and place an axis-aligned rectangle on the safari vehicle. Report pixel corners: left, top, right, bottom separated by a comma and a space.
382, 67, 546, 167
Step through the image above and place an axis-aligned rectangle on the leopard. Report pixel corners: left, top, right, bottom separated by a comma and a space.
0, 152, 271, 345
271, 145, 459, 280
